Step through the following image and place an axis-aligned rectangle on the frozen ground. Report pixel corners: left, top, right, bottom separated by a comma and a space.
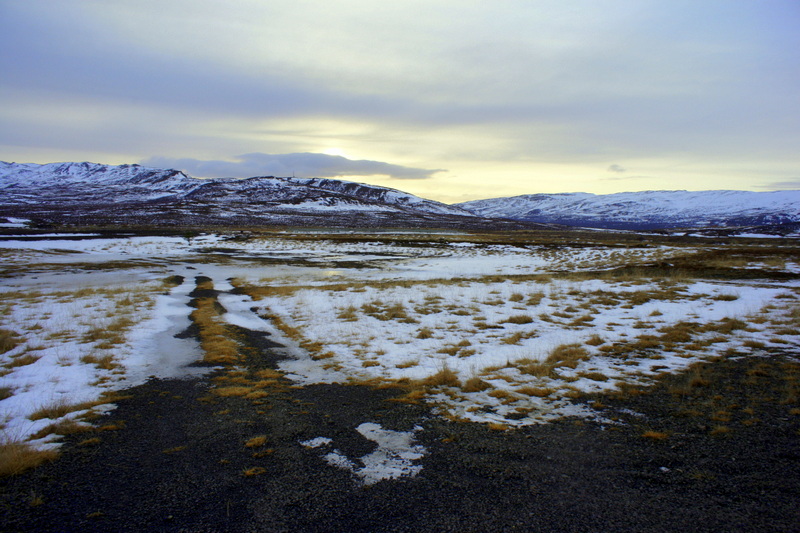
1, 232, 798, 450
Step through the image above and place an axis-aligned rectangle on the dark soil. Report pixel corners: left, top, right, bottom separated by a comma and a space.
2, 349, 799, 532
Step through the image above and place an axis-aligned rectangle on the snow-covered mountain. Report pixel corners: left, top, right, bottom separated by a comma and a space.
4, 162, 796, 233
457, 190, 800, 231
0, 161, 495, 228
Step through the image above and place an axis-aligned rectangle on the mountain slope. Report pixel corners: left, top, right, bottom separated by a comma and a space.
0, 161, 500, 228
457, 190, 800, 231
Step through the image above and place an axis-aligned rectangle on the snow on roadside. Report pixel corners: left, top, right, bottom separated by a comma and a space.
0, 276, 204, 448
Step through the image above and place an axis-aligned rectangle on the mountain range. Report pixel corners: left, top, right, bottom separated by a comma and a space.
1, 161, 798, 234
0, 162, 512, 229
456, 190, 800, 232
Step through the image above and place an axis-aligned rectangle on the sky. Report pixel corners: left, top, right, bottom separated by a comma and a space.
1, 0, 799, 203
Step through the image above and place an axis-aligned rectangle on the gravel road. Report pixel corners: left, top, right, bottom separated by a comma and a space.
2, 346, 799, 532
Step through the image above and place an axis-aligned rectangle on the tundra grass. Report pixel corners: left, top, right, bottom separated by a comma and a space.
190, 295, 243, 365
0, 441, 59, 477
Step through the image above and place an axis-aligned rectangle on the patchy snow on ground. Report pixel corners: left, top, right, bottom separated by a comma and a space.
300, 423, 426, 485
250, 273, 796, 426
0, 278, 202, 448
1, 233, 798, 449
0, 217, 30, 228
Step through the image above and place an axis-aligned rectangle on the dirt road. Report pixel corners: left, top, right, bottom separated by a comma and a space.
2, 349, 799, 532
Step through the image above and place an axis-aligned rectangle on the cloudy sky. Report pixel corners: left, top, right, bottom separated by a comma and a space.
1, 1, 798, 203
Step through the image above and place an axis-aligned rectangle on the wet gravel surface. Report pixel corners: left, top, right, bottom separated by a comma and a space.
2, 353, 799, 532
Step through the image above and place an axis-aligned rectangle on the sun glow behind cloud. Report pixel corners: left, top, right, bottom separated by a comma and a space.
1, 0, 799, 201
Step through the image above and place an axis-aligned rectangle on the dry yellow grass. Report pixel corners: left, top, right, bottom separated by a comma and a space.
254, 369, 283, 380
336, 306, 359, 321
462, 377, 491, 392
641, 430, 669, 441
0, 328, 22, 354
162, 446, 187, 454
546, 343, 590, 368
191, 296, 242, 365
4, 353, 40, 369
504, 314, 534, 325
213, 386, 253, 397
515, 386, 554, 397
388, 389, 428, 405
96, 421, 126, 432
578, 371, 609, 382
30, 419, 92, 440
423, 366, 461, 388
515, 358, 557, 378
28, 398, 99, 421
80, 353, 118, 370
586, 334, 604, 346
416, 327, 434, 339
245, 435, 268, 448
0, 442, 58, 477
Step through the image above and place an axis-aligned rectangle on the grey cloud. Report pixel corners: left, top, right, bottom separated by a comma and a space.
0, 6, 410, 123
142, 153, 444, 180
761, 180, 800, 190
2, 2, 799, 184
607, 164, 626, 173
601, 174, 650, 182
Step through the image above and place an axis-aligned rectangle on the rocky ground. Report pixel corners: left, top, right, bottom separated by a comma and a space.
2, 341, 799, 532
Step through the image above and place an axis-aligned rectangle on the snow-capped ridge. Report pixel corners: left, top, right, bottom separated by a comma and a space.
0, 161, 477, 227
457, 189, 800, 230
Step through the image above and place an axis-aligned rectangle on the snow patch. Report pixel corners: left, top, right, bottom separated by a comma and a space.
301, 423, 426, 485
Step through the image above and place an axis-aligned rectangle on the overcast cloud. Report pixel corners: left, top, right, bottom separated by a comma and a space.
762, 180, 800, 191
1, 0, 798, 200
143, 153, 443, 180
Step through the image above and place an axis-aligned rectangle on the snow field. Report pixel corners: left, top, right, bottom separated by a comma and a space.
249, 275, 798, 426
0, 279, 200, 448
1, 233, 797, 449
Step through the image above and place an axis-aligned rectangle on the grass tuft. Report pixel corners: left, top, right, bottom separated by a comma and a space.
546, 343, 590, 369
0, 329, 22, 355
710, 425, 731, 436
29, 399, 96, 421
462, 377, 491, 392
213, 386, 253, 397
504, 314, 534, 325
0, 442, 58, 477
423, 366, 461, 388
245, 435, 268, 448
515, 386, 554, 397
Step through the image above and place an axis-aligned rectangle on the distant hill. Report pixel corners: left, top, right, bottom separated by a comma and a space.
456, 190, 800, 234
0, 161, 525, 229
3, 162, 797, 234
